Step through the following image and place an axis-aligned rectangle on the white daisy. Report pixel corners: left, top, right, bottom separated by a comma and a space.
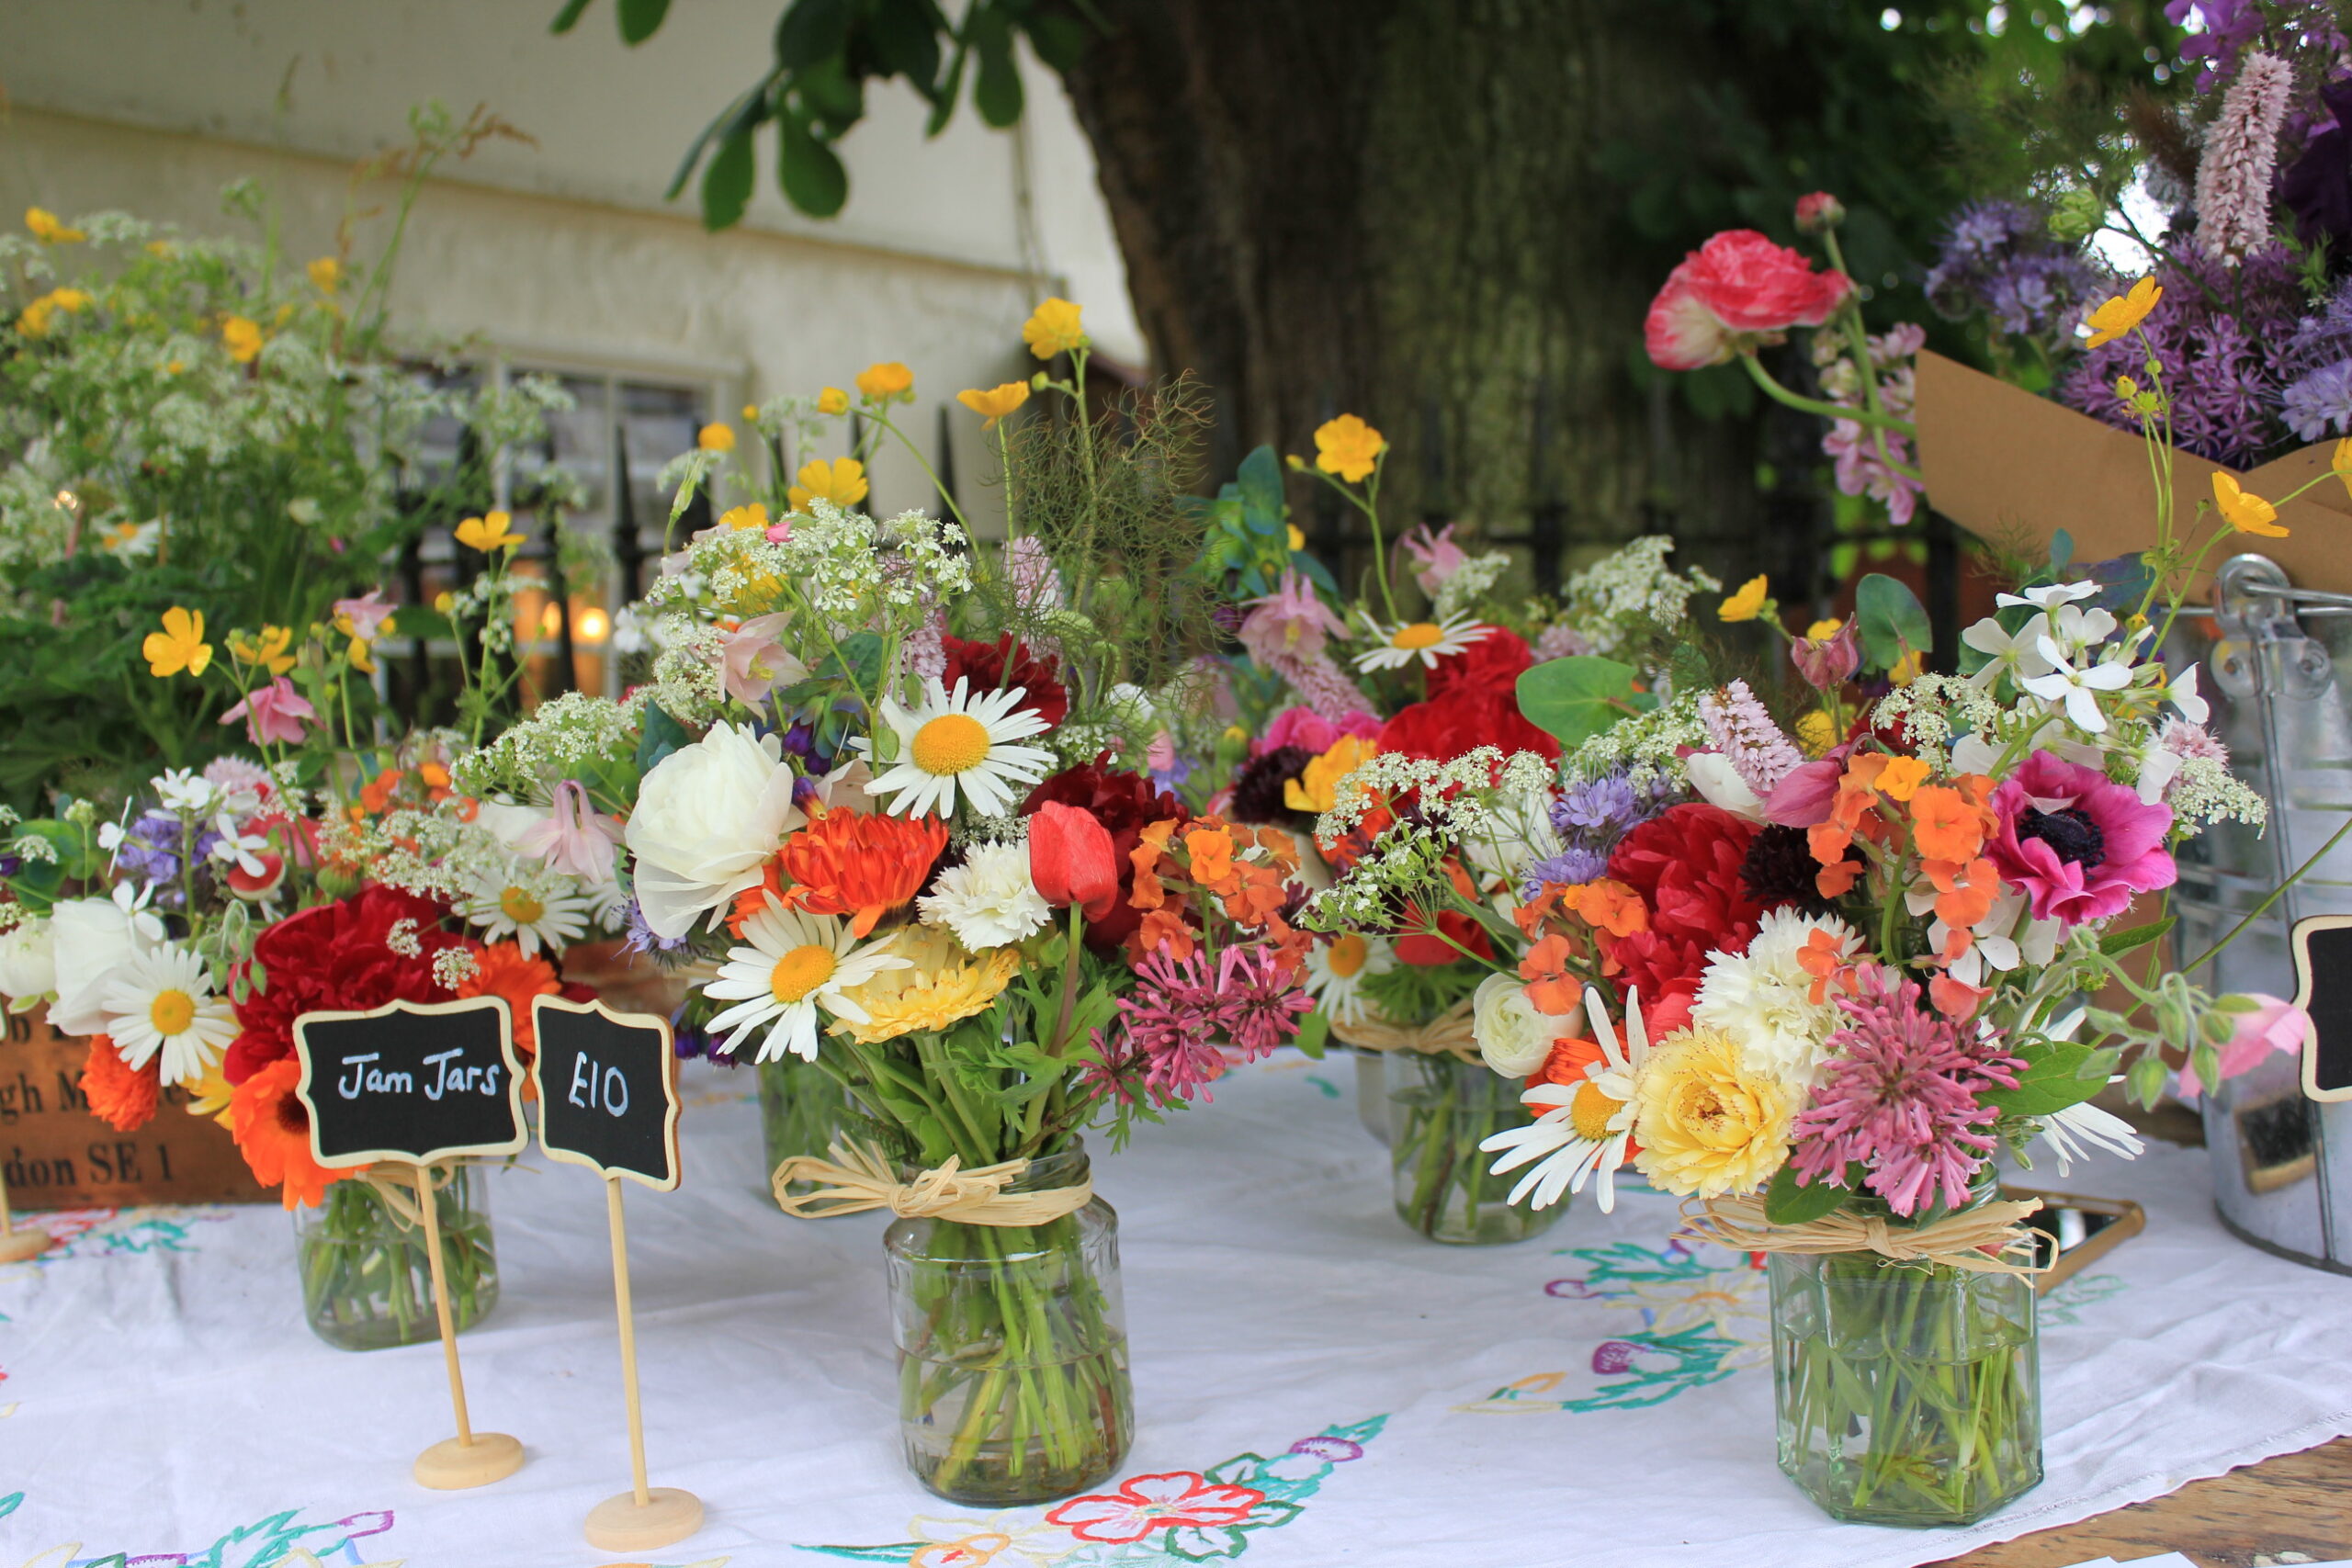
1480, 985, 1655, 1213
1351, 612, 1493, 672
100, 943, 237, 1088
918, 840, 1053, 949
459, 866, 592, 958
860, 677, 1057, 818
1301, 931, 1396, 1026
703, 900, 911, 1063
2037, 1097, 2144, 1175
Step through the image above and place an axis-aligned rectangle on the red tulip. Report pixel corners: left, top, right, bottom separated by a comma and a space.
1029, 802, 1119, 921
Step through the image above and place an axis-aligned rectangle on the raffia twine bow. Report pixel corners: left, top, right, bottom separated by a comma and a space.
356, 1161, 462, 1231
1328, 997, 1480, 1060
771, 1139, 1093, 1225
1683, 1192, 2048, 1277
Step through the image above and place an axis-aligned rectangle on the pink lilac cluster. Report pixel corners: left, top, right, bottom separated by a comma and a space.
1098, 946, 1311, 1103
1698, 680, 1804, 796
2196, 51, 2294, 261
1788, 969, 2026, 1216
1815, 322, 1926, 525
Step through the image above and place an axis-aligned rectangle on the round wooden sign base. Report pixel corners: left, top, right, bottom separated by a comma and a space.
413, 1431, 525, 1490
0, 1228, 53, 1263
584, 1486, 704, 1550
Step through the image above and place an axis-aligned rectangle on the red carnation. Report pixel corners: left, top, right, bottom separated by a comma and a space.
941, 634, 1069, 726
1600, 804, 1764, 1010
1645, 231, 1852, 371
1379, 687, 1559, 763
1426, 626, 1534, 704
1022, 761, 1188, 949
224, 886, 473, 1085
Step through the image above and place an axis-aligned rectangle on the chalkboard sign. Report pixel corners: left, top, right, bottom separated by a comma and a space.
292, 998, 527, 1168
532, 998, 682, 1191
2294, 915, 2352, 1102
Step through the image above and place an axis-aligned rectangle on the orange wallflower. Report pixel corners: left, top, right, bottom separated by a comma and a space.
1518, 931, 1583, 1015
230, 1058, 353, 1210
769, 807, 948, 937
1911, 784, 1993, 863
1876, 755, 1930, 802
359, 768, 403, 815
1136, 907, 1196, 961
1926, 854, 2001, 931
1794, 930, 1858, 1005
1929, 973, 1991, 1021
458, 942, 563, 1061
83, 1033, 159, 1132
1183, 826, 1236, 887
1560, 879, 1649, 939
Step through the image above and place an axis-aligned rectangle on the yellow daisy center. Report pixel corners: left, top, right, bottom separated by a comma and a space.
149, 987, 197, 1036
1570, 1081, 1624, 1143
770, 943, 839, 1004
499, 886, 546, 926
910, 712, 993, 775
1390, 622, 1446, 651
1327, 933, 1369, 979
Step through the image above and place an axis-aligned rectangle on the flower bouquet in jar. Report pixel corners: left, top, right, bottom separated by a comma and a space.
513, 300, 1317, 1504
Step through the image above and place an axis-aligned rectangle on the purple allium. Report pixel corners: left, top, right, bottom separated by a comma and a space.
1698, 679, 1804, 796
1786, 969, 2025, 1217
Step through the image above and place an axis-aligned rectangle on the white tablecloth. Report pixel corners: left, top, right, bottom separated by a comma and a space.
6, 1054, 2352, 1567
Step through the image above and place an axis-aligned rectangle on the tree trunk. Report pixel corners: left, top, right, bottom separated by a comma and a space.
1060, 0, 1797, 599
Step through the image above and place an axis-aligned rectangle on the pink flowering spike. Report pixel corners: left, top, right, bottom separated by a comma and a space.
2196, 52, 2292, 262
1264, 647, 1375, 724
219, 677, 319, 746
2178, 995, 2311, 1097
1697, 679, 1804, 796
514, 779, 624, 883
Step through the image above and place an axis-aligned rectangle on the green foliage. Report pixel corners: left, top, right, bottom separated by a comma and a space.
553, 0, 1103, 224
1360, 957, 1484, 1030
1979, 1041, 2109, 1119
1192, 444, 1326, 600
1854, 572, 1932, 671
1764, 1161, 1856, 1225
1516, 656, 1641, 748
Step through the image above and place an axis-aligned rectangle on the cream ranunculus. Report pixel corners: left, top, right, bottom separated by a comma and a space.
1471, 971, 1565, 1078
1631, 1026, 1792, 1199
48, 896, 153, 1035
625, 722, 803, 940
0, 915, 56, 1006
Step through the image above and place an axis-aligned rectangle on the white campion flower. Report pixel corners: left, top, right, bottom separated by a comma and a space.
1996, 581, 2098, 611
624, 721, 804, 940
2019, 636, 2133, 732
1960, 611, 2054, 692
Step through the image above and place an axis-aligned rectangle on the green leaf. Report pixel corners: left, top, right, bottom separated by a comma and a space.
633, 702, 691, 778
1855, 572, 1930, 671
777, 112, 850, 218
699, 124, 758, 232
1981, 1042, 2108, 1118
1515, 656, 1639, 748
923, 34, 970, 137
1291, 1008, 1329, 1061
968, 4, 1024, 126
665, 73, 778, 203
775, 0, 855, 67
1764, 1164, 1851, 1226
616, 0, 670, 44
796, 55, 867, 132
549, 0, 595, 34
2098, 916, 2174, 958
1236, 445, 1285, 536
1021, 8, 1092, 73
869, 0, 944, 91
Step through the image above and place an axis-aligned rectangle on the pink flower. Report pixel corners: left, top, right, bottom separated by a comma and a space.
1214, 943, 1313, 1059
1045, 1472, 1267, 1545
1763, 754, 1847, 828
1258, 705, 1380, 759
719, 612, 808, 706
1238, 570, 1350, 663
1986, 750, 2176, 925
514, 780, 624, 885
1402, 522, 1468, 596
332, 589, 396, 640
1645, 231, 1853, 370
1697, 679, 1803, 796
2177, 994, 2312, 1098
2196, 51, 2292, 261
1795, 191, 1846, 233
1791, 621, 1860, 690
219, 677, 318, 745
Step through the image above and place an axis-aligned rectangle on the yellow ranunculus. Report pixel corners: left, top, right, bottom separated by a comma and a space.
220, 315, 264, 364
2211, 471, 2287, 539
1888, 649, 1925, 685
2083, 276, 2162, 348
2335, 438, 2352, 502
817, 386, 851, 415
1022, 297, 1087, 360
787, 457, 870, 513
26, 207, 85, 243
455, 510, 525, 553
1794, 709, 1837, 757
1283, 735, 1379, 815
1803, 617, 1842, 640
1717, 575, 1770, 623
231, 625, 296, 676
1286, 523, 1306, 552
307, 256, 343, 293
741, 402, 760, 422
433, 590, 457, 615
697, 422, 736, 453
856, 361, 915, 401
1629, 1026, 1791, 1200
143, 607, 213, 679
16, 288, 89, 338
720, 502, 772, 533
1312, 414, 1385, 483
956, 381, 1031, 428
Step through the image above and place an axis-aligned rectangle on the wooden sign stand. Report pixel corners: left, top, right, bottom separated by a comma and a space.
533, 996, 702, 1551
0, 1164, 53, 1262
291, 996, 530, 1490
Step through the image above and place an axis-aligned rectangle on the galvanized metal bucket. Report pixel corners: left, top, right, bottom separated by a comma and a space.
2169, 553, 2352, 1274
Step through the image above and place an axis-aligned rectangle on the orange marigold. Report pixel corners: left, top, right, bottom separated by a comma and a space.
229, 1057, 352, 1210
458, 941, 563, 1061
736, 807, 948, 938
82, 1032, 159, 1133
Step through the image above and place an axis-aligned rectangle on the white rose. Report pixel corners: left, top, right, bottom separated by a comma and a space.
48, 897, 150, 1035
1472, 970, 1563, 1078
0, 916, 56, 1006
625, 721, 803, 940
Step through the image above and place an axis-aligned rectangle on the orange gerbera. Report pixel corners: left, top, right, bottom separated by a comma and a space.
82, 1032, 159, 1133
458, 941, 563, 1064
229, 1057, 352, 1210
769, 807, 948, 937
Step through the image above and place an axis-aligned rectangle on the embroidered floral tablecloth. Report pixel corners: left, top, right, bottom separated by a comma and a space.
6, 1055, 2352, 1567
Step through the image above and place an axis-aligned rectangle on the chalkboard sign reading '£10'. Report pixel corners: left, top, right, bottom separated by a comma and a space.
531, 997, 682, 1190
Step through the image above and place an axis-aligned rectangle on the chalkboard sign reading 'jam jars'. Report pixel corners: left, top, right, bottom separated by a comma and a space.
531, 997, 681, 1191
291, 997, 527, 1168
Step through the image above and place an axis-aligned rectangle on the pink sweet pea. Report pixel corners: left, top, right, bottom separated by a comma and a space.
719, 612, 808, 706
219, 677, 318, 745
2177, 995, 2312, 1098
514, 779, 624, 884
1403, 522, 1468, 596
332, 588, 396, 639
